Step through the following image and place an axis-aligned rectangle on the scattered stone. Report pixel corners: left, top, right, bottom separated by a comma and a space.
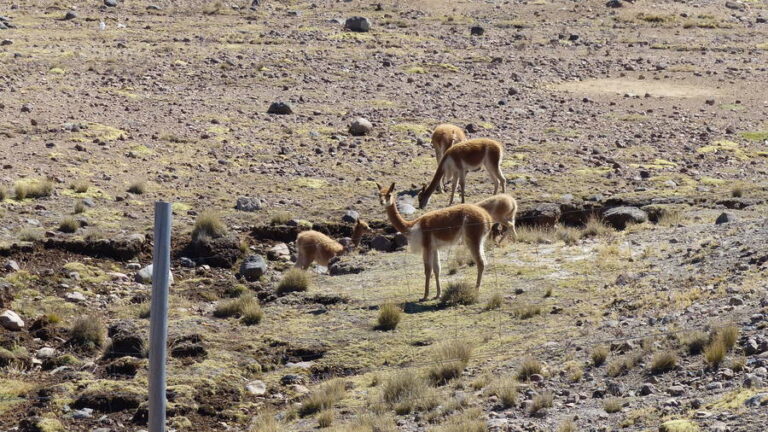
725, 1, 745, 11
370, 235, 393, 252
135, 264, 174, 285
4, 260, 19, 272
329, 256, 364, 275
36, 347, 56, 359
280, 374, 304, 385
246, 380, 267, 395
235, 196, 262, 212
470, 25, 484, 36
603, 206, 648, 230
744, 393, 768, 407
667, 385, 686, 396
240, 255, 267, 281
180, 257, 195, 268
342, 210, 359, 223
606, 0, 623, 7
344, 16, 371, 32
72, 407, 93, 419
267, 102, 292, 115
639, 383, 656, 396
729, 296, 744, 306
104, 0, 118, 7
715, 212, 737, 225
348, 117, 373, 136
743, 374, 763, 388
64, 11, 77, 20
267, 244, 290, 261
146, 4, 162, 10
65, 292, 87, 303
0, 309, 24, 331
660, 420, 698, 432
0, 39, 12, 46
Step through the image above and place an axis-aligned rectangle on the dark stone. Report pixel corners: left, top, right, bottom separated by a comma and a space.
606, 0, 623, 7
465, 123, 478, 133
280, 374, 304, 385
171, 335, 207, 359
344, 16, 371, 32
235, 196, 262, 212
715, 212, 736, 225
64, 11, 77, 20
520, 203, 562, 227
105, 320, 146, 358
370, 235, 393, 252
470, 26, 484, 36
342, 210, 359, 223
329, 257, 364, 275
184, 236, 243, 268
602, 206, 648, 230
267, 102, 292, 115
73, 390, 142, 413
104, 0, 118, 7
240, 255, 267, 281
106, 357, 142, 377
717, 198, 763, 209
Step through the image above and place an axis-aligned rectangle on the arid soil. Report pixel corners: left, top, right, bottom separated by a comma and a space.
1, 0, 768, 431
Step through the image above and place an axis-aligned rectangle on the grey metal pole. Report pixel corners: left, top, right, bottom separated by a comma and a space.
149, 201, 172, 432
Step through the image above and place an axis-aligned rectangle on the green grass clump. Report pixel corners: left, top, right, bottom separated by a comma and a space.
529, 391, 553, 415
428, 340, 474, 385
650, 351, 677, 374
517, 357, 543, 381
591, 345, 609, 366
704, 339, 727, 367
440, 282, 478, 307
213, 294, 262, 325
58, 217, 79, 233
298, 380, 346, 417
485, 293, 503, 310
376, 303, 401, 331
69, 316, 105, 349
191, 210, 226, 242
487, 377, 517, 408
240, 301, 264, 326
74, 200, 86, 214
512, 303, 541, 319
381, 371, 438, 414
19, 228, 43, 242
14, 179, 53, 200
270, 211, 293, 225
277, 268, 310, 295
127, 180, 147, 194
70, 181, 89, 193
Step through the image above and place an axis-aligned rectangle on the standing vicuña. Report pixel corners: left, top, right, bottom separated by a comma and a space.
295, 220, 370, 269
475, 194, 518, 243
377, 182, 492, 301
431, 124, 467, 193
418, 138, 506, 209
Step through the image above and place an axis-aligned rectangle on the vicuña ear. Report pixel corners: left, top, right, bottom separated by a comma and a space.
388, 183, 395, 194
375, 182, 382, 191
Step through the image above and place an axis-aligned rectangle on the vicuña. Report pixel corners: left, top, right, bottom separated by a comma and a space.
474, 194, 518, 243
431, 124, 467, 193
418, 138, 506, 209
377, 182, 492, 301
294, 220, 370, 269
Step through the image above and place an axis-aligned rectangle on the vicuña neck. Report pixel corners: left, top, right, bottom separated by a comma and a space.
386, 201, 415, 234
422, 156, 446, 199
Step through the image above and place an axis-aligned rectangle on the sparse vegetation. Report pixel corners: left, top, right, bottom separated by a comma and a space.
434, 407, 486, 432
650, 351, 677, 374
213, 293, 262, 325
191, 210, 226, 242
14, 179, 53, 200
717, 325, 739, 351
317, 410, 334, 428
277, 269, 310, 295
70, 181, 90, 193
485, 293, 503, 310
731, 186, 743, 198
298, 380, 346, 417
58, 217, 79, 233
517, 357, 543, 381
558, 420, 577, 432
376, 303, 401, 331
18, 228, 43, 242
529, 391, 554, 415
127, 180, 147, 194
69, 316, 105, 349
440, 282, 478, 307
682, 331, 709, 355
270, 212, 293, 225
604, 398, 622, 413
513, 303, 542, 319
581, 217, 613, 238
704, 338, 727, 367
381, 371, 437, 414
74, 200, 86, 214
487, 377, 517, 408
428, 340, 474, 385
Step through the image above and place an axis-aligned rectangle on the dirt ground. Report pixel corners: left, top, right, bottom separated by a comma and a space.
1, 0, 768, 431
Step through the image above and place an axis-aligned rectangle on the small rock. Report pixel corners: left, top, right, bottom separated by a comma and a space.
36, 347, 56, 359
104, 0, 118, 7
72, 407, 93, 419
606, 0, 623, 7
342, 210, 359, 223
4, 260, 20, 272
603, 206, 648, 230
147, 4, 162, 10
267, 244, 290, 261
348, 117, 373, 136
0, 310, 24, 331
65, 292, 87, 303
179, 257, 195, 268
370, 235, 393, 252
240, 255, 267, 281
344, 16, 371, 32
135, 264, 174, 285
64, 11, 77, 20
246, 380, 267, 395
667, 385, 686, 396
639, 383, 656, 396
0, 39, 12, 46
470, 26, 484, 36
725, 1, 745, 10
398, 202, 416, 216
235, 196, 262, 212
715, 212, 737, 225
267, 102, 292, 115
743, 374, 763, 388
280, 374, 303, 385
729, 296, 744, 306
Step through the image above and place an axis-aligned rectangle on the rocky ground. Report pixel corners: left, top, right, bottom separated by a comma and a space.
1, 0, 768, 431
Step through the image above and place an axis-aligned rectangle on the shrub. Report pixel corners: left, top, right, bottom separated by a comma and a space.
298, 380, 346, 417
213, 293, 262, 326
581, 217, 613, 238
19, 228, 43, 242
440, 282, 478, 307
241, 302, 264, 326
434, 407, 486, 432
717, 325, 739, 351
70, 181, 89, 193
382, 371, 437, 414
731, 186, 743, 198
317, 410, 334, 428
70, 316, 105, 349
470, 373, 491, 391
556, 226, 580, 245
428, 340, 474, 385
249, 410, 280, 432
127, 180, 146, 194
558, 420, 577, 432
592, 346, 609, 366
485, 293, 503, 310
270, 211, 292, 225
604, 398, 622, 413
74, 200, 86, 214
191, 210, 226, 242
340, 413, 397, 432
730, 356, 747, 372
14, 179, 53, 200
517, 357, 543, 381
704, 339, 726, 367
487, 377, 517, 408
512, 303, 541, 319
607, 353, 643, 377
682, 331, 709, 355
58, 217, 79, 233
277, 268, 309, 295
376, 303, 401, 331
529, 391, 553, 415
650, 351, 677, 374
564, 361, 583, 382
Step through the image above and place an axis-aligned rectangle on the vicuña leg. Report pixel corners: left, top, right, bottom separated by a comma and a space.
459, 171, 467, 204
466, 234, 487, 290
448, 176, 459, 205
422, 248, 432, 301
432, 248, 441, 300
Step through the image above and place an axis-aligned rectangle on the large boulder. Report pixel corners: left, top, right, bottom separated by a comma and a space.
348, 117, 373, 136
135, 264, 174, 285
235, 197, 262, 212
344, 16, 371, 32
105, 320, 146, 358
185, 236, 243, 268
602, 206, 647, 230
240, 255, 267, 281
715, 212, 737, 225
522, 203, 561, 227
0, 309, 24, 331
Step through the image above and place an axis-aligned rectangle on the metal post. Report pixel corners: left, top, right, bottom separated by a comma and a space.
149, 201, 172, 432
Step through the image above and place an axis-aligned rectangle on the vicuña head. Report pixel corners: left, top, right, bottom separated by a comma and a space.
294, 219, 371, 270
417, 138, 506, 210
377, 181, 492, 301
474, 194, 518, 243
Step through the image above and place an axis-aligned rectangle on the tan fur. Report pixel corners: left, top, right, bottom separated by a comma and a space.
474, 194, 518, 243
431, 124, 467, 193
377, 182, 492, 301
294, 220, 370, 269
418, 138, 506, 209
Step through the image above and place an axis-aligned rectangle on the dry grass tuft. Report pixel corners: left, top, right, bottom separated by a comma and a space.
650, 351, 677, 374
428, 340, 474, 385
512, 303, 541, 319
74, 200, 86, 214
717, 325, 739, 351
338, 413, 397, 432
376, 303, 401, 331
434, 407, 486, 432
249, 410, 281, 432
517, 357, 543, 381
440, 282, 478, 307
592, 346, 609, 366
19, 228, 43, 242
70, 316, 104, 349
213, 293, 263, 325
731, 186, 744, 198
730, 356, 747, 372
381, 370, 437, 414
127, 180, 147, 194
607, 353, 642, 377
515, 226, 555, 244
581, 217, 614, 238
556, 226, 581, 245
529, 391, 553, 415
317, 410, 334, 428
192, 210, 226, 242
487, 377, 517, 408
14, 179, 53, 200
70, 181, 90, 193
484, 293, 503, 310
58, 217, 79, 233
277, 268, 310, 295
682, 331, 709, 355
604, 398, 622, 413
558, 419, 577, 432
704, 338, 727, 367
299, 380, 346, 417
270, 211, 293, 225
